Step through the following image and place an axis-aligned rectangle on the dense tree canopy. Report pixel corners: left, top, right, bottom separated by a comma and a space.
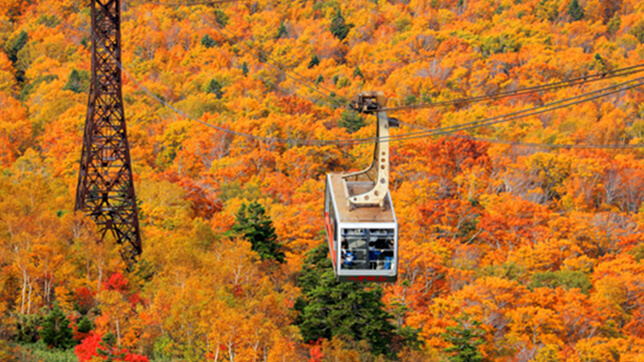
0, 0, 644, 360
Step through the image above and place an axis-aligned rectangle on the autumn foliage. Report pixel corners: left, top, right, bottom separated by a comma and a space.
1, 0, 644, 360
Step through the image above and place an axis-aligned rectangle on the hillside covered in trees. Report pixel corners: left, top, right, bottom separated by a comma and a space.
1, 0, 644, 360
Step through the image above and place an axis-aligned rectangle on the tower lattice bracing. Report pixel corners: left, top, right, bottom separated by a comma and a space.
76, 0, 141, 264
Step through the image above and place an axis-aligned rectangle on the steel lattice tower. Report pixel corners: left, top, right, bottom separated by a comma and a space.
76, 0, 141, 264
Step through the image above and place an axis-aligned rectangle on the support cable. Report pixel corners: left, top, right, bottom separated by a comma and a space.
382, 64, 644, 112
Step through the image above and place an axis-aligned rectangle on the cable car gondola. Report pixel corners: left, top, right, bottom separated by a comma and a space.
324, 92, 399, 283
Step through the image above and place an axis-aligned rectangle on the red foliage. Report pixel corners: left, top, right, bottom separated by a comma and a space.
124, 353, 149, 362
103, 273, 129, 293
75, 287, 96, 313
278, 95, 313, 115
75, 332, 149, 362
233, 284, 244, 298
161, 171, 223, 218
308, 341, 324, 362
75, 332, 101, 362
128, 292, 145, 308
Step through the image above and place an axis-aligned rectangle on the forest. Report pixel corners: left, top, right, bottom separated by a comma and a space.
1, 0, 644, 360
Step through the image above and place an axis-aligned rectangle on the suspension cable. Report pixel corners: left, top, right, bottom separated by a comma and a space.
382, 64, 644, 112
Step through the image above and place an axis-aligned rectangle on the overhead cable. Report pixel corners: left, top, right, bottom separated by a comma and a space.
383, 64, 644, 112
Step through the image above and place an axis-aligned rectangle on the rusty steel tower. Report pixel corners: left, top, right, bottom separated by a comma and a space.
76, 0, 141, 264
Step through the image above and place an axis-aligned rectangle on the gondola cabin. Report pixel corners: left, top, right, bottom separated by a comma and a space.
323, 91, 399, 283
324, 174, 398, 282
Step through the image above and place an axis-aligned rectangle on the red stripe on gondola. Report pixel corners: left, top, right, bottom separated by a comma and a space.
347, 276, 388, 282
324, 212, 336, 266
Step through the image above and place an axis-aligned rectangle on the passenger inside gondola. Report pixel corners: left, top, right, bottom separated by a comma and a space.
368, 232, 394, 270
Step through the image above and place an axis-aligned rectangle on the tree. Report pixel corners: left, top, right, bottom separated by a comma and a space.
6, 30, 27, 64
77, 315, 93, 334
308, 55, 320, 68
207, 79, 224, 99
63, 69, 89, 93
441, 316, 485, 362
200, 34, 217, 48
214, 9, 228, 26
338, 111, 365, 133
294, 244, 396, 356
330, 8, 350, 40
97, 333, 126, 361
568, 0, 584, 21
232, 201, 285, 263
353, 65, 364, 79
39, 303, 75, 349
275, 21, 287, 39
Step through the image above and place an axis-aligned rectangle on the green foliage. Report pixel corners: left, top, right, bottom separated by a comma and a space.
201, 34, 217, 48
535, 0, 559, 21
15, 313, 44, 344
76, 316, 93, 334
529, 270, 592, 293
97, 333, 126, 361
353, 65, 363, 79
315, 74, 324, 85
214, 9, 229, 26
567, 0, 584, 21
206, 78, 224, 99
480, 34, 521, 57
275, 21, 287, 39
330, 8, 350, 40
10, 342, 78, 362
630, 20, 644, 44
607, 15, 621, 35
441, 316, 485, 362
241, 61, 249, 76
39, 304, 75, 350
338, 111, 365, 133
308, 55, 320, 68
232, 201, 285, 263
592, 53, 606, 72
404, 94, 417, 106
62, 69, 90, 94
36, 14, 60, 28
6, 31, 28, 64
294, 244, 396, 356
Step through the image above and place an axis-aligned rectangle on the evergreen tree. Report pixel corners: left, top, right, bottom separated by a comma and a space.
315, 74, 324, 85
308, 55, 320, 68
338, 111, 365, 133
214, 9, 228, 26
97, 333, 126, 362
201, 34, 217, 48
207, 79, 224, 99
6, 30, 27, 64
77, 315, 93, 334
275, 21, 287, 39
241, 62, 249, 77
441, 316, 485, 362
39, 303, 75, 349
294, 244, 396, 356
16, 313, 44, 343
330, 8, 350, 40
567, 0, 584, 21
353, 65, 364, 79
63, 69, 88, 93
232, 201, 285, 263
